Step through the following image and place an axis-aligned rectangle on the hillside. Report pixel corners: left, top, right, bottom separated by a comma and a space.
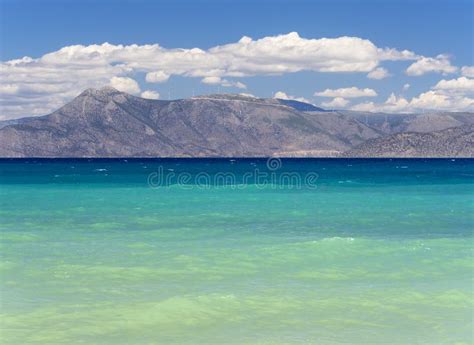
344, 125, 474, 157
0, 87, 472, 157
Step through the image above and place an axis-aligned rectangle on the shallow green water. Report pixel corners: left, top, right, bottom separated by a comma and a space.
0, 159, 473, 344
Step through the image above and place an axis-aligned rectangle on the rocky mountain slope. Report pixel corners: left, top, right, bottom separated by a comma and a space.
0, 87, 472, 157
338, 110, 474, 135
344, 125, 474, 157
0, 88, 375, 157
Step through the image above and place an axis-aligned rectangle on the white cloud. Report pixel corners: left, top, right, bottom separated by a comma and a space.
350, 79, 474, 113
145, 71, 170, 83
403, 83, 410, 91
140, 90, 160, 99
201, 76, 222, 85
314, 87, 377, 98
350, 93, 409, 112
0, 84, 20, 95
274, 91, 311, 104
433, 77, 474, 93
210, 32, 399, 74
350, 101, 376, 112
109, 77, 140, 94
321, 97, 349, 108
461, 66, 474, 78
0, 32, 452, 119
409, 91, 473, 111
377, 48, 418, 61
201, 76, 247, 89
382, 93, 410, 112
233, 82, 247, 89
367, 67, 390, 80
406, 54, 458, 76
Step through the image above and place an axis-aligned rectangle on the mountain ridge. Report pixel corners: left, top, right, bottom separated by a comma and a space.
344, 125, 474, 158
0, 87, 472, 158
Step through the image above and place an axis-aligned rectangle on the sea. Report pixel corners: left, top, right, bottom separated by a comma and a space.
0, 158, 473, 344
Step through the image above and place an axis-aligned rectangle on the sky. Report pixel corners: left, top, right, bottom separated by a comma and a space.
0, 0, 473, 119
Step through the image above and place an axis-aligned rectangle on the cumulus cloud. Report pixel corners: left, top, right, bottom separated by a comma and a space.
433, 77, 474, 93
377, 48, 418, 61
233, 82, 247, 89
350, 77, 474, 113
109, 76, 140, 94
367, 67, 390, 80
406, 54, 458, 76
321, 97, 349, 108
314, 87, 377, 98
0, 32, 455, 119
350, 101, 377, 112
461, 66, 474, 78
210, 32, 406, 74
349, 93, 408, 112
409, 91, 473, 111
274, 91, 311, 104
403, 83, 410, 91
140, 90, 160, 99
201, 76, 247, 89
201, 76, 223, 85
145, 71, 170, 83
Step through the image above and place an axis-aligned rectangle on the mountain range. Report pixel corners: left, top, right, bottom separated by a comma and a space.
0, 87, 472, 157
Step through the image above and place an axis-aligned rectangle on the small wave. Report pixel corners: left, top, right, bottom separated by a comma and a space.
309, 237, 356, 244
323, 237, 355, 242
94, 168, 107, 172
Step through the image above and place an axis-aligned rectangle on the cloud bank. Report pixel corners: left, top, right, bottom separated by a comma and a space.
315, 87, 377, 98
405, 54, 458, 76
0, 32, 470, 119
350, 77, 474, 113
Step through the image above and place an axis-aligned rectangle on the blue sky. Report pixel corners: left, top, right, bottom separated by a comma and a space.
0, 0, 473, 119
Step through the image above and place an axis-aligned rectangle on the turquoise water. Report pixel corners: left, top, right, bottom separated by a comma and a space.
0, 159, 473, 344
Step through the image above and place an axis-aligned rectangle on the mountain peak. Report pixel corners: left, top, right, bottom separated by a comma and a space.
99, 86, 120, 93
80, 86, 122, 98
